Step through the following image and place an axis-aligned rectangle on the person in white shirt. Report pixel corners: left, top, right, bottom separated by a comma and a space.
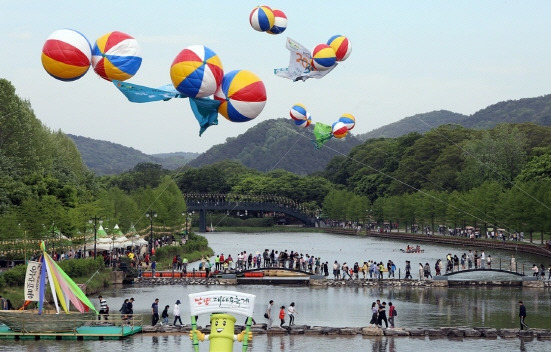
173, 300, 182, 326
287, 302, 298, 326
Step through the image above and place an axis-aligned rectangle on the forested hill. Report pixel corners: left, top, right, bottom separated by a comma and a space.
357, 94, 551, 141
188, 118, 362, 175
67, 134, 198, 175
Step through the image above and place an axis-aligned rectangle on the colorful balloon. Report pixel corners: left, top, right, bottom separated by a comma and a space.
332, 121, 348, 139
41, 29, 92, 81
170, 45, 224, 98
267, 9, 288, 34
249, 6, 275, 32
311, 44, 336, 71
290, 104, 308, 121
338, 113, 356, 130
295, 113, 312, 128
327, 35, 352, 62
91, 31, 142, 81
214, 70, 267, 122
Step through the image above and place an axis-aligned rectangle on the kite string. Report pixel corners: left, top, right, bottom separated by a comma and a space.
210, 125, 308, 228
412, 117, 551, 213
283, 126, 518, 236
356, 134, 513, 232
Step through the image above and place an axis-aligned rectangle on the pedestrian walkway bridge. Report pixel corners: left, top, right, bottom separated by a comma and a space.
443, 268, 525, 277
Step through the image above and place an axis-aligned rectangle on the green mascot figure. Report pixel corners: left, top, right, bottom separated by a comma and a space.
189, 290, 256, 352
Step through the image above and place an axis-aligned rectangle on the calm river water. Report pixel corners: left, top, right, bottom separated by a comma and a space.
2, 231, 550, 351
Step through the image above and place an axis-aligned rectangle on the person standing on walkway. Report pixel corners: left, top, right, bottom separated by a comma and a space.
369, 302, 378, 327
279, 305, 286, 328
173, 300, 183, 326
388, 302, 396, 328
377, 302, 388, 328
161, 305, 169, 326
405, 261, 412, 279
518, 301, 528, 330
98, 295, 109, 321
151, 260, 157, 277
265, 300, 274, 329
418, 263, 424, 280
126, 297, 134, 317
288, 302, 298, 326
151, 298, 160, 326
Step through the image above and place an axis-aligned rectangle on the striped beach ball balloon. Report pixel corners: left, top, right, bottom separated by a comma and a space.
338, 113, 356, 130
295, 113, 312, 128
214, 70, 267, 122
327, 35, 352, 62
249, 6, 275, 32
170, 45, 224, 98
41, 29, 92, 81
311, 44, 336, 71
332, 121, 348, 139
92, 31, 142, 81
267, 9, 288, 34
290, 104, 308, 121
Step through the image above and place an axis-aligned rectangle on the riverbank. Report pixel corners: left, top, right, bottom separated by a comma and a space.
141, 323, 551, 340
323, 228, 551, 258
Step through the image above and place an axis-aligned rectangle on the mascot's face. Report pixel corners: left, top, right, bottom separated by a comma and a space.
210, 314, 235, 339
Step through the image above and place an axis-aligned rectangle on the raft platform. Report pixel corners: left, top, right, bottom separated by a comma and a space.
0, 324, 142, 340
0, 315, 143, 340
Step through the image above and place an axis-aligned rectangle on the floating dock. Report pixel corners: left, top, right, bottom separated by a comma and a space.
0, 316, 143, 340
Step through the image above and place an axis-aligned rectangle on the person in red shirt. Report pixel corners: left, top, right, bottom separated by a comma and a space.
279, 306, 286, 328
388, 302, 396, 328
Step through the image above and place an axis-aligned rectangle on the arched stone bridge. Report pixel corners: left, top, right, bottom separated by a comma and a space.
184, 194, 317, 232
443, 268, 525, 277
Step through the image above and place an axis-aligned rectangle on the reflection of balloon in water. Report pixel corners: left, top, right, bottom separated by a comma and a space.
290, 104, 308, 121
41, 29, 92, 81
338, 113, 355, 130
311, 44, 336, 71
332, 121, 348, 139
170, 45, 224, 98
327, 35, 352, 62
295, 113, 312, 128
92, 31, 142, 81
267, 9, 287, 34
249, 6, 275, 32
214, 70, 267, 122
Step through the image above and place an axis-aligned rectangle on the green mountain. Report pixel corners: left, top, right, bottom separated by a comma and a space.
357, 94, 551, 141
67, 134, 198, 175
188, 118, 362, 175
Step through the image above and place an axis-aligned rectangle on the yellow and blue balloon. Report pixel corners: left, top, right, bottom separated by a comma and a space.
170, 45, 224, 98
311, 44, 336, 71
327, 35, 352, 62
249, 6, 275, 32
92, 31, 142, 81
214, 70, 266, 122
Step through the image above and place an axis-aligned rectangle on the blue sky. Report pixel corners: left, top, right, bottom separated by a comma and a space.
1, 1, 551, 154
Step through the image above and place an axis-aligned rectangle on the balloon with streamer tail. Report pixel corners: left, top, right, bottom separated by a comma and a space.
92, 31, 142, 81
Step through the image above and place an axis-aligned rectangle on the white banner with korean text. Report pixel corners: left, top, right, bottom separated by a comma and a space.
24, 261, 42, 301
188, 290, 255, 316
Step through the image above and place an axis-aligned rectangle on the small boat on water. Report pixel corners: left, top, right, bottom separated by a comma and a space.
0, 241, 97, 333
400, 245, 424, 253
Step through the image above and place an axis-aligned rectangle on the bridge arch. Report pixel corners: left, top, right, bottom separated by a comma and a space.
443, 268, 525, 277
184, 193, 317, 232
